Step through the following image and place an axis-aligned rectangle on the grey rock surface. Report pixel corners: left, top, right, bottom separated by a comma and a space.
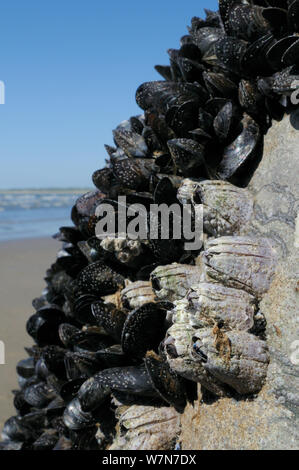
180, 112, 299, 450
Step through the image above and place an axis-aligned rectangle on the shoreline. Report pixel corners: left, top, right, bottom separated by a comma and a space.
0, 236, 59, 432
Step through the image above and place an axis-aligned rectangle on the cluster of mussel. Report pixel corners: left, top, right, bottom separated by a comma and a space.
3, 0, 298, 450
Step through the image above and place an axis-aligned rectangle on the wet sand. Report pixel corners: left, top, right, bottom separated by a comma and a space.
0, 237, 59, 434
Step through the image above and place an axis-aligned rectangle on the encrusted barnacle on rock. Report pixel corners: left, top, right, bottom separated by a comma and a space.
164, 285, 269, 396
177, 179, 254, 237
186, 282, 256, 331
200, 236, 278, 298
192, 327, 270, 395
164, 299, 228, 396
150, 263, 202, 302
109, 404, 181, 451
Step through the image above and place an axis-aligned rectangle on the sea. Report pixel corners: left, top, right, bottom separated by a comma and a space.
0, 189, 90, 242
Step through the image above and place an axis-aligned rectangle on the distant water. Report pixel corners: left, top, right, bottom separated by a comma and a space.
0, 190, 88, 242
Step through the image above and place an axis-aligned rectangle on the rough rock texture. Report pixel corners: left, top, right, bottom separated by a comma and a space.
180, 112, 299, 450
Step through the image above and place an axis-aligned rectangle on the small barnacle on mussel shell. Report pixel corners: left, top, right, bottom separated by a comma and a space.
200, 236, 278, 298
100, 234, 145, 267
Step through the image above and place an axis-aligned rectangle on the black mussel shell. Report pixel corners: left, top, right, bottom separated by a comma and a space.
92, 167, 112, 194
238, 79, 264, 116
228, 4, 270, 41
95, 345, 128, 368
215, 114, 261, 181
26, 306, 65, 346
0, 440, 25, 450
63, 398, 97, 430
213, 101, 240, 142
76, 261, 125, 296
282, 39, 299, 66
73, 294, 98, 325
272, 66, 299, 94
40, 345, 67, 379
165, 101, 199, 137
53, 226, 84, 244
111, 156, 156, 191
215, 36, 248, 74
13, 390, 32, 416
60, 378, 87, 403
121, 303, 168, 360
167, 138, 206, 175
145, 351, 186, 411
1, 416, 33, 442
65, 351, 101, 378
203, 71, 237, 98
16, 357, 35, 379
59, 323, 81, 348
53, 436, 73, 450
91, 301, 127, 343
241, 33, 275, 76
288, 0, 299, 32
32, 430, 59, 451
78, 365, 157, 412
23, 382, 57, 409
113, 129, 149, 158
136, 81, 208, 114
154, 176, 178, 205
266, 36, 299, 70
190, 26, 224, 55
155, 65, 173, 81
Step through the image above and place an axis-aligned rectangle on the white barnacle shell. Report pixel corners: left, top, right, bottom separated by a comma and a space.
150, 263, 203, 302
176, 177, 203, 205
109, 404, 181, 450
121, 281, 156, 309
187, 282, 256, 331
177, 179, 254, 237
193, 328, 270, 395
200, 236, 278, 298
100, 233, 143, 266
164, 299, 227, 397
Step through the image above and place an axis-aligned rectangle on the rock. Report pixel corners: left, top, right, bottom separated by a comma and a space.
180, 112, 299, 450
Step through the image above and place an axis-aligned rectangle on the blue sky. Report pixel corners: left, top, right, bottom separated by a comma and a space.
0, 0, 217, 189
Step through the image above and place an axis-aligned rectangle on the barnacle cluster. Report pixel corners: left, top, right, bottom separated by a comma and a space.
4, 0, 299, 450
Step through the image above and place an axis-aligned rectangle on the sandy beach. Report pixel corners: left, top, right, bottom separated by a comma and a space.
0, 237, 59, 434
